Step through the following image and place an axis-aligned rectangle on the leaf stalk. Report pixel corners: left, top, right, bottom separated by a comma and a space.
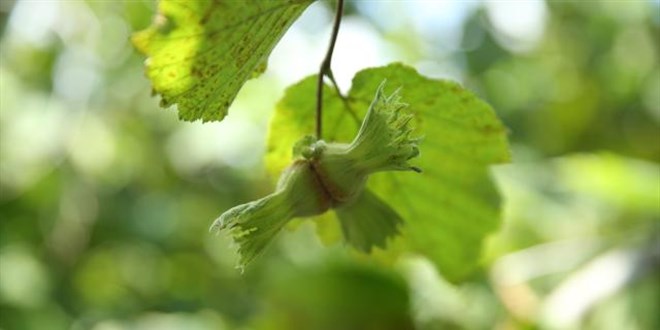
316, 0, 345, 139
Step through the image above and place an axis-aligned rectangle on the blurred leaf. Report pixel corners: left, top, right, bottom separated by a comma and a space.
556, 153, 660, 213
254, 261, 414, 330
132, 0, 313, 122
267, 63, 510, 281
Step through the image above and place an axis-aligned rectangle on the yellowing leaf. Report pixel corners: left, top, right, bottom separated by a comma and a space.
132, 0, 313, 122
266, 63, 510, 281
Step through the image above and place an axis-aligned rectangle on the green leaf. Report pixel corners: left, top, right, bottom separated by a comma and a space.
132, 0, 314, 122
267, 63, 510, 281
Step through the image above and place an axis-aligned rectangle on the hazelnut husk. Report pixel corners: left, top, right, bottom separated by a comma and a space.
211, 83, 420, 267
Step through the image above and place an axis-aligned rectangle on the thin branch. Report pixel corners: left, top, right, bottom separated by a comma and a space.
316, 0, 344, 140
326, 70, 361, 126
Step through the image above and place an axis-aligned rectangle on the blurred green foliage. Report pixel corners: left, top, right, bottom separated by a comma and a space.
0, 1, 658, 330
466, 1, 660, 161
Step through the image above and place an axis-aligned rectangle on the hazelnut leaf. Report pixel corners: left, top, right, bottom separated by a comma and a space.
132, 0, 313, 122
267, 63, 510, 282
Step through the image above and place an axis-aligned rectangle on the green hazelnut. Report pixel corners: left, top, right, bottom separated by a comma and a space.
211, 82, 420, 268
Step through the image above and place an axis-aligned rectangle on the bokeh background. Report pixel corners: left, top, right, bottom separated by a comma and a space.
1, 0, 658, 329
